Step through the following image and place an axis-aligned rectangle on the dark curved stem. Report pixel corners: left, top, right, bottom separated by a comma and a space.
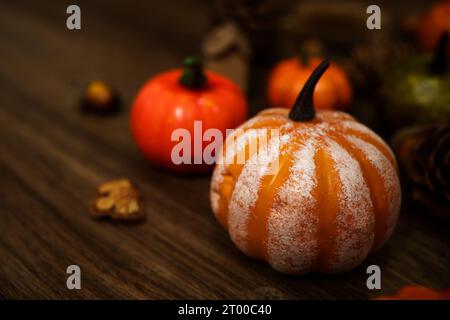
289, 60, 330, 122
429, 32, 448, 75
179, 56, 207, 89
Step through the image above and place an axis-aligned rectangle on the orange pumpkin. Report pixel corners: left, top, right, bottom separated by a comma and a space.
377, 286, 450, 300
267, 56, 353, 111
418, 0, 450, 54
130, 56, 248, 173
211, 61, 401, 274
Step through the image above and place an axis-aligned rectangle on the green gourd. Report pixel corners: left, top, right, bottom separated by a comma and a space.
381, 32, 450, 128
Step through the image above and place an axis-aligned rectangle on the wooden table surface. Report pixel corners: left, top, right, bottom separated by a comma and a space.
0, 0, 448, 299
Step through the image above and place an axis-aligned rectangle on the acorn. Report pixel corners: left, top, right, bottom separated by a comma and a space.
81, 80, 121, 114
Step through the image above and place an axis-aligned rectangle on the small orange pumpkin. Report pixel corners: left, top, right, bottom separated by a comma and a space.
130, 56, 248, 173
211, 61, 401, 274
418, 0, 450, 54
267, 56, 353, 111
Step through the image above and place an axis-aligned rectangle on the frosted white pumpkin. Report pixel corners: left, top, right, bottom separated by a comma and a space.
210, 108, 401, 274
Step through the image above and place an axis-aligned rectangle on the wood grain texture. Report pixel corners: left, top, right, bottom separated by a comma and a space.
0, 0, 448, 299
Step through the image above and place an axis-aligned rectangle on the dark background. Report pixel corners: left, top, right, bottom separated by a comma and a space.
0, 0, 448, 299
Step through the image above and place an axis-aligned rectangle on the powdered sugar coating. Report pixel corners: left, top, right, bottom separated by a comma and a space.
325, 138, 375, 272
210, 124, 263, 220
267, 138, 319, 273
317, 110, 355, 123
345, 135, 401, 245
341, 121, 395, 161
228, 134, 285, 254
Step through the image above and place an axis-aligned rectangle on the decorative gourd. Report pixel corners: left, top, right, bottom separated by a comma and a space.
267, 56, 353, 111
130, 56, 248, 173
211, 60, 401, 274
381, 32, 450, 129
418, 0, 450, 54
377, 285, 450, 300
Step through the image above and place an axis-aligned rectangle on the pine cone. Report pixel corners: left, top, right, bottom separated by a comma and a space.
392, 123, 450, 219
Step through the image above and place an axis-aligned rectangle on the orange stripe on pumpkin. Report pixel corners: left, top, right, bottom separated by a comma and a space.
213, 115, 287, 228
227, 128, 288, 253
324, 138, 374, 272
344, 134, 401, 249
246, 127, 299, 260
313, 138, 340, 272
336, 133, 384, 250
341, 121, 397, 170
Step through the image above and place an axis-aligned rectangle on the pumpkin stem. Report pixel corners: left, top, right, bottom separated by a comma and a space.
429, 32, 448, 75
179, 56, 207, 89
289, 60, 330, 122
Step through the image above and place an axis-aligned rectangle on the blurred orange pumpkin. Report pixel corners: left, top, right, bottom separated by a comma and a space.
418, 0, 450, 54
267, 57, 353, 111
211, 61, 401, 274
377, 285, 450, 300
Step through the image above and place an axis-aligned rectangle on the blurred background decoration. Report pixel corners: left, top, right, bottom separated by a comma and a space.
393, 123, 450, 220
